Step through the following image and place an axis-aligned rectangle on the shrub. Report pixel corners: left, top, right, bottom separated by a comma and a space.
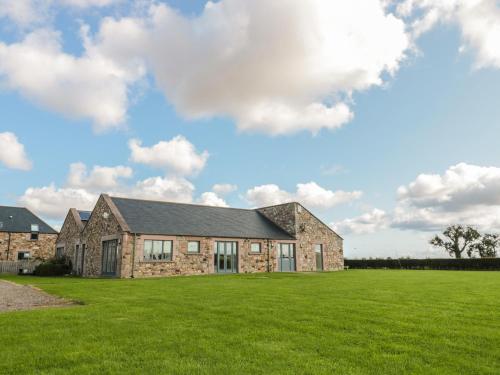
33, 256, 72, 277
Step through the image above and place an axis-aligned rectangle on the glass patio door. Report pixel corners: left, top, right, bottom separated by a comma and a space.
278, 243, 296, 272
214, 241, 238, 273
315, 244, 323, 271
102, 239, 118, 276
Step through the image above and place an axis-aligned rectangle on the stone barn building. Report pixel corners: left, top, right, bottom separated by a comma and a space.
56, 208, 91, 275
59, 194, 343, 278
0, 206, 58, 261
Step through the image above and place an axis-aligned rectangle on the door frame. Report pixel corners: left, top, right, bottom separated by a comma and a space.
277, 242, 296, 272
101, 238, 119, 277
315, 243, 324, 271
214, 241, 239, 274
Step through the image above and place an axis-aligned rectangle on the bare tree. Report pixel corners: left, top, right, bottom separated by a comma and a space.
429, 225, 480, 259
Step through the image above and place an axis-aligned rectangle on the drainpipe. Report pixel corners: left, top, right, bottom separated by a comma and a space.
6, 232, 11, 260
130, 233, 136, 278
266, 239, 271, 273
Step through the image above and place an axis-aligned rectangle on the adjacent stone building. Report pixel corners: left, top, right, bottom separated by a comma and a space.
68, 194, 343, 278
0, 206, 58, 261
56, 208, 91, 275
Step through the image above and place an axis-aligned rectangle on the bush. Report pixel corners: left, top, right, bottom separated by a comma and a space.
345, 258, 500, 270
33, 256, 72, 276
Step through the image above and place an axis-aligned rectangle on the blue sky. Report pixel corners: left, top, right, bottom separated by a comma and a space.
1, 0, 500, 258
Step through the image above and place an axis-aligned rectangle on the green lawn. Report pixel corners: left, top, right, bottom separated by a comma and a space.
1, 271, 499, 374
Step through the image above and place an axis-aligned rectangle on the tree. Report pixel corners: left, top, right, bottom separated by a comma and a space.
471, 234, 499, 258
429, 225, 480, 259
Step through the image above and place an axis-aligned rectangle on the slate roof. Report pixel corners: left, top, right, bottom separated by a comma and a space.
110, 197, 294, 240
78, 210, 92, 222
0, 206, 57, 234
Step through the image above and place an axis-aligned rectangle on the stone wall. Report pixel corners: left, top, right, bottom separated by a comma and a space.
258, 204, 297, 236
121, 235, 277, 278
294, 204, 343, 271
81, 195, 124, 277
0, 232, 57, 261
258, 202, 344, 271
56, 209, 83, 265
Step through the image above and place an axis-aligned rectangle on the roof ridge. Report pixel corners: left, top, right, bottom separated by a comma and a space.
0, 205, 28, 209
109, 195, 257, 212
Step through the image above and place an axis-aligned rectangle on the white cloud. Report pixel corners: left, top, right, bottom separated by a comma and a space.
128, 136, 209, 176
0, 0, 122, 28
245, 182, 362, 209
399, 0, 500, 69
19, 184, 98, 219
124, 176, 194, 203
0, 28, 144, 131
67, 162, 132, 190
0, 0, 47, 27
392, 163, 500, 231
332, 208, 389, 235
60, 0, 120, 8
0, 132, 32, 171
18, 159, 196, 220
89, 0, 409, 135
197, 192, 228, 207
212, 183, 237, 195
245, 184, 293, 207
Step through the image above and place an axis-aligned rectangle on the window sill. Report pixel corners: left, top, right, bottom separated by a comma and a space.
139, 260, 174, 264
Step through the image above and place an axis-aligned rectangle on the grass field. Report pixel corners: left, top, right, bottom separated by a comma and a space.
1, 270, 499, 374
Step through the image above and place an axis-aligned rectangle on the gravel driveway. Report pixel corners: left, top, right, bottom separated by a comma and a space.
0, 280, 72, 312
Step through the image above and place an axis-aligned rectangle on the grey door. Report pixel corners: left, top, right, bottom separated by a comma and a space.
278, 243, 296, 272
315, 244, 323, 271
214, 241, 238, 273
76, 244, 85, 276
73, 244, 80, 274
102, 240, 118, 276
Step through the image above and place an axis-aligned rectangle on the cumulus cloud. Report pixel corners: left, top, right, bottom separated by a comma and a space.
86, 0, 409, 135
0, 132, 32, 170
0, 0, 47, 27
128, 136, 209, 176
19, 184, 98, 219
335, 163, 500, 235
18, 162, 195, 220
67, 162, 132, 190
212, 183, 237, 195
332, 209, 389, 235
125, 176, 194, 203
60, 0, 120, 8
399, 0, 500, 69
245, 182, 362, 209
0, 0, 121, 27
392, 163, 500, 231
197, 192, 228, 207
0, 28, 144, 131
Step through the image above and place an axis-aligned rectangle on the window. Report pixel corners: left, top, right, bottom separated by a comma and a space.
17, 251, 30, 260
187, 241, 200, 253
30, 223, 39, 240
143, 240, 172, 261
56, 247, 64, 258
250, 243, 261, 253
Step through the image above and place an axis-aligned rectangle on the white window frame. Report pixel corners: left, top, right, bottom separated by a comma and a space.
250, 242, 261, 253
187, 241, 200, 254
143, 240, 173, 262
